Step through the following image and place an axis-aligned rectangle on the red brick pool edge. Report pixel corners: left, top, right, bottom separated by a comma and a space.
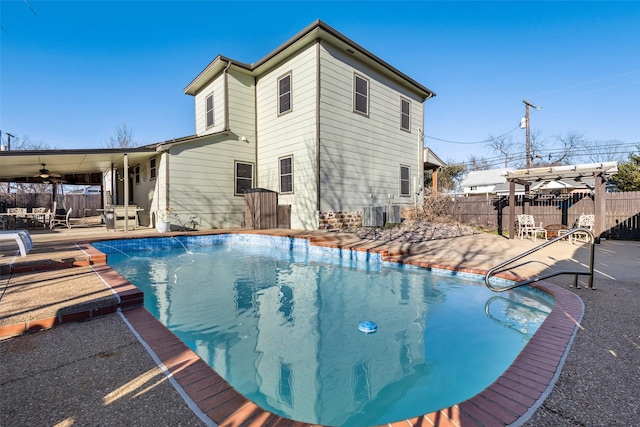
98, 236, 584, 427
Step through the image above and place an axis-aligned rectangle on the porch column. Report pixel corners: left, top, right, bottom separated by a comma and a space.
124, 154, 129, 232
509, 180, 516, 239
594, 171, 606, 243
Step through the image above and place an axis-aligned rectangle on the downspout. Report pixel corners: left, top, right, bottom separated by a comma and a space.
315, 40, 321, 214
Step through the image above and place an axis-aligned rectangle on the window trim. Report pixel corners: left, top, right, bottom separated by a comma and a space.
400, 164, 411, 197
234, 161, 254, 196
149, 157, 157, 181
277, 72, 292, 116
279, 155, 294, 194
353, 73, 369, 117
205, 92, 214, 128
134, 165, 140, 185
400, 97, 411, 132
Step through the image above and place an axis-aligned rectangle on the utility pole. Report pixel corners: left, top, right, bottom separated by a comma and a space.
5, 132, 15, 151
522, 99, 541, 169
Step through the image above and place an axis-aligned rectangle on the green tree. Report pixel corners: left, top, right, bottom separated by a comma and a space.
437, 162, 467, 193
611, 153, 640, 191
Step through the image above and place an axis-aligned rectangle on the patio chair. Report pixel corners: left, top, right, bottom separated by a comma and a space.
7, 207, 27, 229
50, 207, 73, 229
516, 214, 547, 241
32, 207, 51, 229
570, 214, 595, 243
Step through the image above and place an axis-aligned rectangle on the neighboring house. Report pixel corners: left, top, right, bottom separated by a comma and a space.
461, 169, 512, 195
141, 20, 436, 230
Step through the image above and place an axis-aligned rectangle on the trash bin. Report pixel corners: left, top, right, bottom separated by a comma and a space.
244, 188, 277, 229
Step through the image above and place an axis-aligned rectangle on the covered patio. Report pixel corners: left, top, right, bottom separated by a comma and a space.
0, 148, 157, 232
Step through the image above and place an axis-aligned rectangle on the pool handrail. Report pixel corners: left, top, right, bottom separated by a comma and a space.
485, 228, 596, 292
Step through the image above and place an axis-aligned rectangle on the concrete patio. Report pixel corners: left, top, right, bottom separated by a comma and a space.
1, 225, 638, 426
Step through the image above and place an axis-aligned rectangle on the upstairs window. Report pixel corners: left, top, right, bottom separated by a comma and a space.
353, 73, 369, 116
280, 155, 293, 193
400, 165, 410, 196
205, 93, 214, 128
400, 98, 411, 131
278, 73, 292, 115
150, 157, 157, 180
235, 161, 254, 195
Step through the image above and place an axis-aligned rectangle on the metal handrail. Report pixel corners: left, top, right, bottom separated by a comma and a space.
485, 228, 596, 292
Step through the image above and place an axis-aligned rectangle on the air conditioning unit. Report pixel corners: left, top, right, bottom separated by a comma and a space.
386, 204, 401, 224
362, 206, 385, 227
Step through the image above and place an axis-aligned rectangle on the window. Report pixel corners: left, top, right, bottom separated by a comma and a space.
279, 156, 293, 193
205, 93, 214, 128
134, 165, 140, 185
400, 98, 411, 131
235, 161, 254, 195
353, 73, 369, 116
278, 73, 292, 115
400, 165, 410, 196
150, 157, 156, 180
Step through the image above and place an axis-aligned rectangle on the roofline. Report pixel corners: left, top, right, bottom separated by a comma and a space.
184, 20, 436, 100
154, 130, 232, 151
0, 147, 156, 157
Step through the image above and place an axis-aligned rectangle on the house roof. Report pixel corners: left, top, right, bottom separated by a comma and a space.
461, 168, 511, 188
423, 147, 446, 169
184, 20, 436, 101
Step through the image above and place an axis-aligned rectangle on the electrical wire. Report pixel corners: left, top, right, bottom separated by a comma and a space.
424, 124, 521, 145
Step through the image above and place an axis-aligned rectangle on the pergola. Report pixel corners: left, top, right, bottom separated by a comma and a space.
505, 162, 618, 242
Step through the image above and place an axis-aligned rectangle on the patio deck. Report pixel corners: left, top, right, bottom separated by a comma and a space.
1, 226, 638, 426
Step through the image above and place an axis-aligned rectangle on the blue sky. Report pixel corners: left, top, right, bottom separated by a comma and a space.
1, 1, 639, 164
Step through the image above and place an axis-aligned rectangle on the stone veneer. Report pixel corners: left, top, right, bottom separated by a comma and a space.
318, 210, 362, 230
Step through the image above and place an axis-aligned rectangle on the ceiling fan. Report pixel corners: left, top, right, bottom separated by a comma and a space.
33, 163, 62, 179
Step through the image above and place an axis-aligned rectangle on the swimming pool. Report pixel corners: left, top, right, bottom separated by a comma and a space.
94, 234, 554, 426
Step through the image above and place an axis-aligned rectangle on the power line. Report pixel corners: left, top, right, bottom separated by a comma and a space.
424, 124, 521, 145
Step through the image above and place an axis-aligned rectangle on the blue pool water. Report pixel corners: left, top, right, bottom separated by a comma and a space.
94, 235, 554, 426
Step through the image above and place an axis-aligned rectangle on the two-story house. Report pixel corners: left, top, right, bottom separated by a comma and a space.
144, 20, 435, 230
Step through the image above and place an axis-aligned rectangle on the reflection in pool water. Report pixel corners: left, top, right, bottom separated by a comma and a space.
95, 235, 554, 427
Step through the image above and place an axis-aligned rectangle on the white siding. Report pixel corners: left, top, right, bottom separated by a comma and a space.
318, 42, 424, 211
194, 73, 226, 136
256, 44, 319, 230
228, 70, 256, 140
167, 134, 256, 229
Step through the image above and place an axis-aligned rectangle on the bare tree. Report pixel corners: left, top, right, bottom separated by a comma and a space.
5, 134, 52, 150
549, 131, 584, 165
574, 139, 630, 163
106, 123, 137, 148
487, 134, 516, 168
466, 155, 491, 171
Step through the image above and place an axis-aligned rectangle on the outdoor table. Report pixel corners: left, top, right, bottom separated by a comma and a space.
0, 212, 49, 230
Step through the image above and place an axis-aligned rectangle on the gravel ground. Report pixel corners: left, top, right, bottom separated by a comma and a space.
341, 219, 479, 243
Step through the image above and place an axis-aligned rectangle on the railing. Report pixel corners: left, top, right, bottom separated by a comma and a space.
485, 228, 596, 292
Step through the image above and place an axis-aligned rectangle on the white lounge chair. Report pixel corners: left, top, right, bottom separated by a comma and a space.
0, 230, 33, 257
50, 207, 73, 229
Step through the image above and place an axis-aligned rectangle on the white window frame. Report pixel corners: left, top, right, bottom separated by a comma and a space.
205, 92, 214, 128
353, 73, 369, 116
279, 155, 294, 194
234, 161, 254, 196
400, 165, 411, 197
278, 72, 292, 115
400, 97, 411, 132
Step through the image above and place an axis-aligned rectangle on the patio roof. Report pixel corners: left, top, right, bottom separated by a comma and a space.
0, 148, 157, 183
505, 162, 618, 185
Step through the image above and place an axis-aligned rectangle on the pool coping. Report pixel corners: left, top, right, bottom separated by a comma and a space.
3, 231, 585, 427
93, 232, 584, 427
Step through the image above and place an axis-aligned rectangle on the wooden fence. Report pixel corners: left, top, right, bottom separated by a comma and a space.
447, 191, 640, 240
0, 193, 102, 218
